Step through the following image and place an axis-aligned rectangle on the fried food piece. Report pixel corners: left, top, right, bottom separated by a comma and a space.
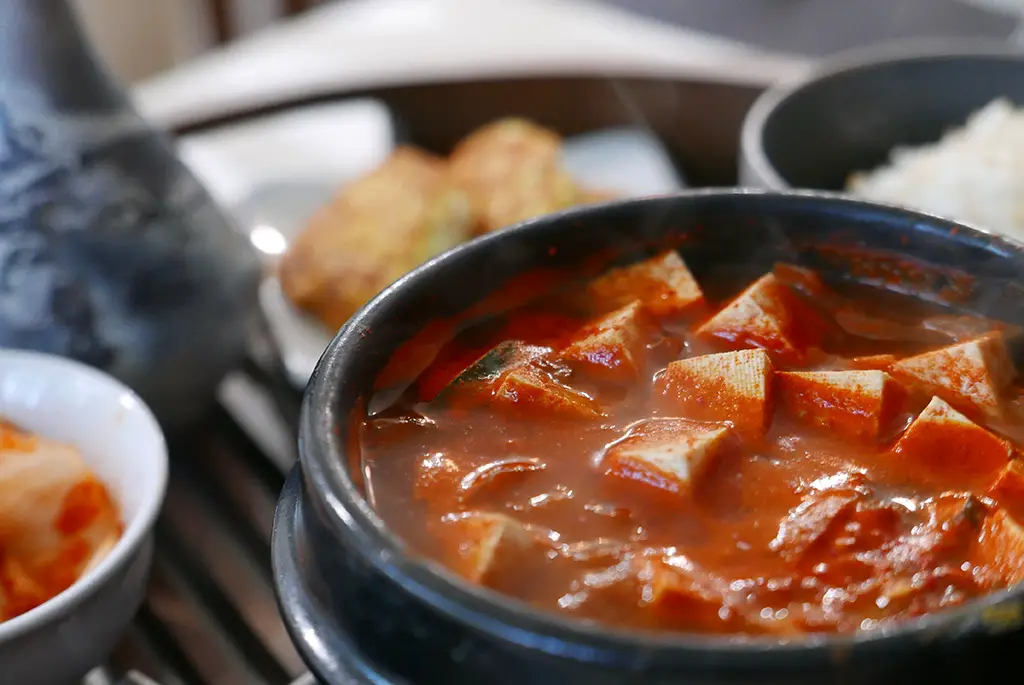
603, 418, 735, 495
448, 118, 580, 234
279, 146, 473, 330
660, 349, 774, 440
576, 188, 619, 205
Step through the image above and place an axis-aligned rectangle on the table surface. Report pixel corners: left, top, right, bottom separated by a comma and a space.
93, 319, 311, 685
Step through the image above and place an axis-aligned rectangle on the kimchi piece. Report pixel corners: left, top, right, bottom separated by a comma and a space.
362, 255, 1024, 638
0, 421, 122, 622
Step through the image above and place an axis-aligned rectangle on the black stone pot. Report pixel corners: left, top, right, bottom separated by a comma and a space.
273, 190, 1024, 685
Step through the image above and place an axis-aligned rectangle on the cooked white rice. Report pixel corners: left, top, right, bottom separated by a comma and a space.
846, 98, 1024, 241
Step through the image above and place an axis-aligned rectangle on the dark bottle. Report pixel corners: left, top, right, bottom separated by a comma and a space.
0, 0, 262, 430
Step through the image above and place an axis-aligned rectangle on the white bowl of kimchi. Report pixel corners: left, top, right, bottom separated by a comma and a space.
0, 349, 168, 685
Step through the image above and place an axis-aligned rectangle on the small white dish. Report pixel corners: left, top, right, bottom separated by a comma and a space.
0, 349, 168, 685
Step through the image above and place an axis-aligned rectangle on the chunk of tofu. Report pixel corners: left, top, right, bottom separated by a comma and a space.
495, 363, 603, 420
448, 118, 580, 234
603, 418, 734, 494
587, 251, 704, 317
892, 396, 1013, 490
848, 354, 898, 371
988, 460, 1024, 523
660, 349, 774, 439
449, 513, 539, 583
648, 556, 735, 627
776, 370, 905, 440
975, 509, 1024, 585
889, 332, 1015, 420
558, 301, 651, 382
696, 273, 823, 363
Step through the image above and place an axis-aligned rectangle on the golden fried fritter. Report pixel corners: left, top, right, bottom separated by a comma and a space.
448, 118, 580, 234
576, 188, 619, 205
279, 146, 472, 331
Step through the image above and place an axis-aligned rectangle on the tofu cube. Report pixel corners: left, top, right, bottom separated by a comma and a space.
988, 460, 1024, 524
892, 396, 1013, 490
975, 509, 1024, 585
848, 354, 898, 371
450, 512, 538, 583
603, 418, 734, 494
648, 556, 735, 627
776, 370, 905, 440
696, 273, 823, 363
559, 300, 651, 382
660, 349, 774, 439
496, 363, 603, 420
587, 251, 704, 317
890, 331, 1015, 420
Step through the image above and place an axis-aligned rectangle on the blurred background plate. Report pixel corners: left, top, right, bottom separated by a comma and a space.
173, 75, 764, 389
232, 120, 686, 388
598, 0, 1019, 56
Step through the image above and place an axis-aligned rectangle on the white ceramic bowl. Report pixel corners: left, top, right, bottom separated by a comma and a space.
0, 350, 168, 685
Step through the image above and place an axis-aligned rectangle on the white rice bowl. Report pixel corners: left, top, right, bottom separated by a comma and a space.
846, 98, 1024, 241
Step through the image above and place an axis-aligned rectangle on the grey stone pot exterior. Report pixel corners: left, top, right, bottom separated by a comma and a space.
0, 1, 261, 430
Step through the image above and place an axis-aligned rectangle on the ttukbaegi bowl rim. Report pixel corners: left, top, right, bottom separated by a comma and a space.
299, 188, 1024, 660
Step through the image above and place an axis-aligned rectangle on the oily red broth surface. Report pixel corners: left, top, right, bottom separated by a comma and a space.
358, 256, 1024, 636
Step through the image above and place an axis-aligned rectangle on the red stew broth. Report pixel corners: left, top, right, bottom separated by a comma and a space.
357, 258, 1024, 636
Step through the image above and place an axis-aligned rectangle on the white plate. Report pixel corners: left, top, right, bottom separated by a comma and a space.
243, 129, 685, 388
176, 104, 686, 389
238, 126, 685, 389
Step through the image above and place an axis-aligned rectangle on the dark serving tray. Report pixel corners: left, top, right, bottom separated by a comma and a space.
598, 0, 1016, 57
97, 73, 766, 685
